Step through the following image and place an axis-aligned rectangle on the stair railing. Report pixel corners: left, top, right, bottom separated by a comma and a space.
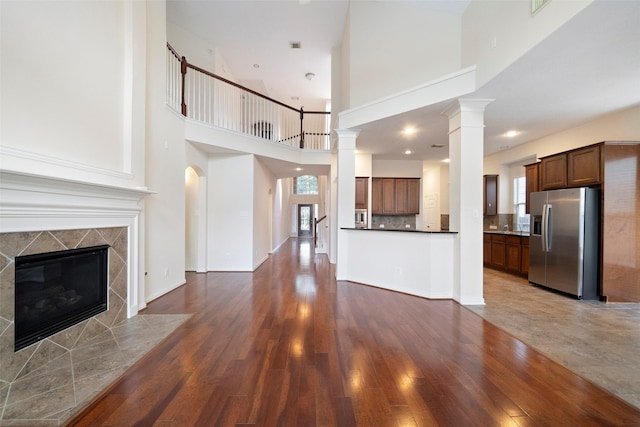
167, 43, 330, 150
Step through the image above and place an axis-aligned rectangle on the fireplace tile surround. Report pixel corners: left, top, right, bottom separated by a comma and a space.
0, 227, 190, 425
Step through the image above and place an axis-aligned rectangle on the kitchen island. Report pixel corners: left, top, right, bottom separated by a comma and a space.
338, 227, 458, 300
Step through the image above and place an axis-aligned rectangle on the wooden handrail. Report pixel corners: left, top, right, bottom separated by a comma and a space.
167, 43, 180, 60
167, 42, 330, 148
314, 215, 327, 247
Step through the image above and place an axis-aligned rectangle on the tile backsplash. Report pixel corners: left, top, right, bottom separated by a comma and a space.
371, 215, 416, 230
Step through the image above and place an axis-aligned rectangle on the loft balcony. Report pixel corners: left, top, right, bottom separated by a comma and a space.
166, 43, 331, 153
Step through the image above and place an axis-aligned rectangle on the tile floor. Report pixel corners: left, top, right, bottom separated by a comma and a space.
469, 268, 640, 410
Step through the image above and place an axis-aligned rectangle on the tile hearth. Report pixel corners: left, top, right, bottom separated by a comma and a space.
0, 313, 189, 425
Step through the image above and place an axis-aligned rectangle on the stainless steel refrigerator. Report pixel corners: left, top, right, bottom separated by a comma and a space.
529, 187, 600, 299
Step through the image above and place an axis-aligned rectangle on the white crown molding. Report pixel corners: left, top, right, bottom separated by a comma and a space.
0, 146, 134, 180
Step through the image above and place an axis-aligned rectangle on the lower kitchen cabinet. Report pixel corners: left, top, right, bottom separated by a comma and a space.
490, 235, 506, 268
484, 232, 529, 277
505, 236, 522, 273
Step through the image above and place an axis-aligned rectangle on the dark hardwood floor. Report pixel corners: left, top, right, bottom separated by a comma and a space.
67, 238, 640, 426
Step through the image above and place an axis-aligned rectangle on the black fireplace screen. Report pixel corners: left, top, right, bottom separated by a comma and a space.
14, 245, 110, 351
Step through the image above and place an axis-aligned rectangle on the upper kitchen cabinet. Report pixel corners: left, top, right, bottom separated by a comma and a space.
567, 144, 602, 187
371, 178, 382, 214
483, 175, 498, 216
381, 178, 396, 214
407, 179, 420, 214
540, 143, 604, 191
395, 179, 409, 214
371, 178, 420, 215
524, 162, 540, 213
540, 153, 567, 190
355, 177, 368, 210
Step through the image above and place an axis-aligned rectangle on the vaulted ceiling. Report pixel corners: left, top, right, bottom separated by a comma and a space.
168, 0, 640, 166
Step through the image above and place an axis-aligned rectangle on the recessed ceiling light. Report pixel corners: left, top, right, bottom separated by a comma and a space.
505, 130, 518, 137
402, 126, 416, 136
442, 158, 450, 163
405, 150, 412, 155
295, 167, 302, 171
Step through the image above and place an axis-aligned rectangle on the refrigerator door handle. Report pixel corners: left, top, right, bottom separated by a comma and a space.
543, 203, 552, 252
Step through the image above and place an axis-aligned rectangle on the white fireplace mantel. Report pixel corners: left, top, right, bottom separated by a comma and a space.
0, 170, 154, 316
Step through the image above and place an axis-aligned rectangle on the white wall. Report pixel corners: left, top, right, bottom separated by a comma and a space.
347, 1, 461, 107
144, 1, 189, 303
462, 0, 593, 87
372, 159, 423, 177
272, 178, 291, 252
207, 154, 254, 271
421, 163, 445, 231
185, 166, 198, 270
166, 21, 237, 83
0, 0, 146, 188
253, 157, 276, 267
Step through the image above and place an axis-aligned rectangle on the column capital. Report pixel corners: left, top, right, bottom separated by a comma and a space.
441, 98, 494, 119
334, 129, 360, 150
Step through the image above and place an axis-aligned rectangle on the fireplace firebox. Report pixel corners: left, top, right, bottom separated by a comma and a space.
14, 245, 110, 351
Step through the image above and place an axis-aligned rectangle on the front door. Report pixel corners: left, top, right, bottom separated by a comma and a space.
298, 204, 313, 238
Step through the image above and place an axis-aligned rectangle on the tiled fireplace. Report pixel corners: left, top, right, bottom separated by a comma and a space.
0, 171, 190, 425
0, 227, 128, 420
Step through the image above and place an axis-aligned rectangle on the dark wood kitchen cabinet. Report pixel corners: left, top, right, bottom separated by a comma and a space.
371, 178, 420, 215
381, 179, 396, 214
484, 232, 529, 277
540, 143, 603, 191
540, 153, 567, 190
407, 179, 420, 214
506, 236, 522, 274
483, 174, 498, 216
490, 234, 506, 268
371, 178, 382, 214
521, 238, 529, 276
355, 177, 368, 209
483, 234, 491, 265
395, 179, 409, 214
567, 144, 602, 187
524, 162, 540, 213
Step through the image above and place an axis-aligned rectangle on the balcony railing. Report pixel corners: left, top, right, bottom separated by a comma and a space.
167, 43, 330, 151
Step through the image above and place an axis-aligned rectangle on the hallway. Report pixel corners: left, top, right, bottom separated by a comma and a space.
69, 238, 640, 426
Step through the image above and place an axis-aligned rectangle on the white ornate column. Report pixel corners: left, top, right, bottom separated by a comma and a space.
335, 129, 359, 280
443, 99, 492, 305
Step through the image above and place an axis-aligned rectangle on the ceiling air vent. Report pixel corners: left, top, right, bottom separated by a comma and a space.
290, 41, 302, 49
531, 0, 550, 15
431, 144, 446, 148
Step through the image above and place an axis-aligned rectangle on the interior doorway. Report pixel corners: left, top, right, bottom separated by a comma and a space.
298, 204, 313, 238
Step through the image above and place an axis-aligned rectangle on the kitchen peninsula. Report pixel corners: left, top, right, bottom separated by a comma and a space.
339, 227, 458, 300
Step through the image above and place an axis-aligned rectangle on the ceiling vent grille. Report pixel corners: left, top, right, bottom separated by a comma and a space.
531, 0, 550, 15
431, 144, 446, 148
290, 41, 301, 49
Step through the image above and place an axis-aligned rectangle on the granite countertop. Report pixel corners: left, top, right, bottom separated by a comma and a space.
341, 227, 458, 234
484, 230, 530, 237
